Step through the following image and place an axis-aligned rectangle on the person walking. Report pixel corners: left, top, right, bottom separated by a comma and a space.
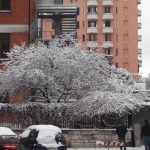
116, 124, 127, 150
141, 120, 150, 150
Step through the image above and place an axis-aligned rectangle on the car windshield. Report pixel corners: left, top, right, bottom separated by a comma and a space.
0, 135, 18, 144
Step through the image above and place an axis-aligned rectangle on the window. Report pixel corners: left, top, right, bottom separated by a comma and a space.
77, 8, 80, 15
115, 63, 118, 68
116, 7, 118, 14
123, 49, 128, 57
105, 34, 111, 41
123, 62, 129, 70
88, 7, 97, 14
123, 7, 128, 15
0, 33, 10, 58
82, 34, 85, 42
89, 34, 96, 41
55, 0, 63, 4
0, 0, 10, 10
123, 34, 128, 42
104, 48, 111, 55
105, 20, 111, 27
104, 6, 111, 13
88, 21, 96, 27
116, 48, 118, 56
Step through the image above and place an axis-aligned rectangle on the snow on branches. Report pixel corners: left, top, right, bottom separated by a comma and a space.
0, 36, 144, 115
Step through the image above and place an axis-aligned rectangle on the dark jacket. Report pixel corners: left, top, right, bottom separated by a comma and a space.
116, 125, 127, 138
141, 125, 150, 137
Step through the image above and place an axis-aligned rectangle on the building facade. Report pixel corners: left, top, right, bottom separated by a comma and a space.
0, 0, 142, 75
0, 0, 36, 62
42, 0, 142, 74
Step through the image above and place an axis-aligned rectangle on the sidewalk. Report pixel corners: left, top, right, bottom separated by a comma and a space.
69, 146, 144, 150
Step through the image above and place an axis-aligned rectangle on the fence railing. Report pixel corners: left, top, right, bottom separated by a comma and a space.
0, 113, 130, 130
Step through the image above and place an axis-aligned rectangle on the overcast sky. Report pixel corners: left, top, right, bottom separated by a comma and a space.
139, 0, 150, 77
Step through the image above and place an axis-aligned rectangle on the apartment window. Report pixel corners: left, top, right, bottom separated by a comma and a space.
116, 48, 118, 56
123, 20, 128, 28
123, 7, 128, 15
115, 63, 118, 68
0, 33, 10, 58
0, 0, 10, 10
123, 34, 128, 42
88, 21, 96, 27
116, 7, 118, 14
105, 34, 111, 41
116, 34, 118, 41
123, 62, 129, 70
77, 8, 80, 15
123, 49, 128, 57
105, 20, 111, 27
104, 48, 111, 55
55, 0, 63, 4
89, 34, 96, 41
82, 34, 85, 42
104, 6, 111, 13
88, 7, 97, 14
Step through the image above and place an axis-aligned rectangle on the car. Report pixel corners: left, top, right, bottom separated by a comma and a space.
0, 127, 18, 150
19, 125, 67, 150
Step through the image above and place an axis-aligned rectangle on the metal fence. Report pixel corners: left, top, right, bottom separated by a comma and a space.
0, 113, 130, 130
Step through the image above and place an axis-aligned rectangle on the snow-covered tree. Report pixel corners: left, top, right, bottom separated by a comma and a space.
0, 36, 144, 115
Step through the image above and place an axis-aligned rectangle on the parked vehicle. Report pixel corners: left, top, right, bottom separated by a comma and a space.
0, 127, 18, 150
19, 125, 67, 150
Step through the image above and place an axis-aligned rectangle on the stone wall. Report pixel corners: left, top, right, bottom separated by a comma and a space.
62, 128, 133, 148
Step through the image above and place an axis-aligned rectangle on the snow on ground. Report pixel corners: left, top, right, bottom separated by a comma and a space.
69, 146, 144, 150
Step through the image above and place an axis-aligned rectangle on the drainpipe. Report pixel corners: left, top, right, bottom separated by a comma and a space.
28, 0, 31, 44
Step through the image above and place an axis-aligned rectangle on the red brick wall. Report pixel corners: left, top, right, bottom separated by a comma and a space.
10, 33, 28, 47
0, 0, 36, 24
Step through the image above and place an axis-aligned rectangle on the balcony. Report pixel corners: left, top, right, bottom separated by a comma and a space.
102, 0, 113, 6
102, 13, 113, 20
138, 48, 142, 54
103, 27, 113, 33
87, 13, 98, 20
87, 41, 99, 48
138, 9, 142, 16
87, 27, 98, 33
138, 59, 142, 67
87, 0, 98, 6
138, 22, 142, 29
37, 3, 77, 16
138, 35, 142, 41
103, 41, 113, 48
137, 0, 141, 4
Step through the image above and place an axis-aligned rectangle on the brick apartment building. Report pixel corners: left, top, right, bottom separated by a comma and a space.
0, 0, 36, 59
41, 0, 142, 75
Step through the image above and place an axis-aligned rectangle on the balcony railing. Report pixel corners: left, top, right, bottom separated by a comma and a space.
87, 41, 99, 48
103, 41, 113, 48
138, 48, 142, 54
87, 27, 98, 33
137, 0, 141, 4
102, 0, 113, 6
87, 0, 98, 6
103, 13, 113, 20
37, 3, 77, 14
103, 27, 113, 33
138, 9, 142, 16
138, 59, 142, 67
138, 23, 142, 29
87, 13, 98, 20
138, 35, 142, 41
